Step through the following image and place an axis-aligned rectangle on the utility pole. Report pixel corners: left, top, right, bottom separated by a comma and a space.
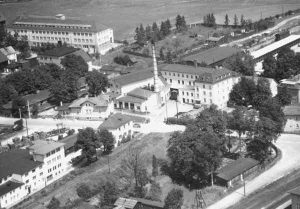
27, 100, 31, 119
107, 154, 111, 174
165, 95, 168, 121
243, 179, 246, 196
19, 108, 22, 119
25, 117, 29, 138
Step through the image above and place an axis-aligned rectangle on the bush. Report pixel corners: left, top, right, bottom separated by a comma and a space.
166, 117, 194, 125
76, 183, 94, 200
58, 135, 63, 140
67, 129, 75, 136
13, 119, 23, 131
121, 135, 131, 144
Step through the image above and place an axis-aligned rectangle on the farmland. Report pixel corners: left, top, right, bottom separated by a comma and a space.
1, 0, 300, 40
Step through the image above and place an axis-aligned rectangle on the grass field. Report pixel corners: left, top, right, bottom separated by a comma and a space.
1, 0, 300, 40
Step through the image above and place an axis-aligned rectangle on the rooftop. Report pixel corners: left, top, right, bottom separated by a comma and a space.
9, 15, 109, 32
251, 35, 300, 59
0, 181, 24, 197
127, 88, 155, 100
0, 46, 17, 56
99, 113, 134, 130
216, 158, 259, 181
289, 186, 300, 196
39, 46, 78, 57
69, 96, 109, 108
283, 105, 300, 116
0, 49, 8, 63
111, 68, 154, 87
60, 134, 77, 150
29, 140, 65, 155
0, 149, 42, 180
183, 46, 241, 65
114, 197, 164, 209
116, 95, 145, 104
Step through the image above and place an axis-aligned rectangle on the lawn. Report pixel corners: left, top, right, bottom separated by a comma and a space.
1, 0, 300, 40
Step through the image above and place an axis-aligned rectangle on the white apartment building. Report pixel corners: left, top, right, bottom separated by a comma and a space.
0, 140, 67, 208
7, 14, 114, 54
160, 64, 239, 109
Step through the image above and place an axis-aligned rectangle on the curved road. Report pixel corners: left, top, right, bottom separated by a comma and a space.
207, 134, 300, 209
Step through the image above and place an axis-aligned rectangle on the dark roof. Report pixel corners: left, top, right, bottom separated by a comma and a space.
111, 68, 154, 87
0, 50, 8, 63
283, 105, 300, 116
133, 198, 164, 208
99, 113, 133, 130
0, 181, 24, 197
289, 186, 300, 196
183, 47, 241, 65
8, 16, 109, 33
216, 158, 259, 181
69, 96, 109, 108
0, 149, 42, 180
61, 134, 78, 150
72, 49, 92, 63
127, 88, 154, 100
3, 90, 51, 109
57, 103, 71, 111
160, 64, 235, 84
116, 95, 145, 104
39, 47, 78, 57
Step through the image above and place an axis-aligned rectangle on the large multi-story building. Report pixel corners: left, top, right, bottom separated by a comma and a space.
0, 140, 67, 208
160, 64, 239, 109
7, 14, 114, 54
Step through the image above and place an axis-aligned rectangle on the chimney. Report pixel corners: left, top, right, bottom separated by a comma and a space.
152, 43, 159, 93
194, 60, 198, 68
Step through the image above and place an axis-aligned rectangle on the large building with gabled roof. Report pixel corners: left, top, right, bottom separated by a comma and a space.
7, 14, 114, 54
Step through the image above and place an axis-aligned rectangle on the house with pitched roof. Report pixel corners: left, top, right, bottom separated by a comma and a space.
99, 113, 134, 145
114, 197, 164, 209
57, 95, 114, 120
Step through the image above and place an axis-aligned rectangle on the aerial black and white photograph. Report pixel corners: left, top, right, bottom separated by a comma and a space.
0, 0, 300, 208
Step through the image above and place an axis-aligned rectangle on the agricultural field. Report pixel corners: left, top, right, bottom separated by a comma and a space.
1, 0, 300, 40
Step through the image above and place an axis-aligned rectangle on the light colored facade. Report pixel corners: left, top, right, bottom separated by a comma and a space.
58, 96, 114, 120
7, 15, 114, 54
0, 140, 67, 208
99, 113, 134, 145
0, 46, 18, 64
160, 64, 239, 109
279, 74, 300, 105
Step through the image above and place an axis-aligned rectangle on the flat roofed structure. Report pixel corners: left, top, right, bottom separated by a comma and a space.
0, 149, 42, 180
111, 69, 155, 87
114, 197, 164, 209
29, 140, 65, 155
251, 35, 300, 60
183, 46, 241, 66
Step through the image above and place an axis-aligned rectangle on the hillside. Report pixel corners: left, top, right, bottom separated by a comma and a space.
1, 0, 300, 39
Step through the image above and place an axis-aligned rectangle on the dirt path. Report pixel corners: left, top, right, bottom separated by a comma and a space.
207, 134, 300, 209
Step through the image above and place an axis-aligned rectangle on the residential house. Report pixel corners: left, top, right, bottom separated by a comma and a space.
283, 105, 300, 132
37, 46, 94, 71
114, 197, 164, 209
99, 113, 134, 145
0, 140, 67, 208
57, 95, 114, 120
279, 74, 300, 105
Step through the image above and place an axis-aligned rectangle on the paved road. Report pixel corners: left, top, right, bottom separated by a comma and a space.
207, 134, 300, 209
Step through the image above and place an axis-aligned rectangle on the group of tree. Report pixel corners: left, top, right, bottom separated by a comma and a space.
261, 47, 300, 82
223, 51, 255, 76
135, 19, 172, 45
175, 15, 187, 32
203, 13, 216, 27
0, 32, 30, 59
161, 105, 227, 188
228, 77, 288, 162
75, 127, 115, 164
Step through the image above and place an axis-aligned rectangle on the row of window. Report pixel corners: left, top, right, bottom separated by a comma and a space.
74, 38, 94, 43
47, 155, 62, 165
32, 36, 70, 42
164, 71, 197, 79
46, 147, 61, 157
48, 163, 62, 174
14, 23, 91, 30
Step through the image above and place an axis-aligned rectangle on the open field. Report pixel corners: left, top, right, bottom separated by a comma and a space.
1, 0, 300, 39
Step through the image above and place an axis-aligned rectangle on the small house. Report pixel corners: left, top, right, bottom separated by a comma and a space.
114, 197, 164, 209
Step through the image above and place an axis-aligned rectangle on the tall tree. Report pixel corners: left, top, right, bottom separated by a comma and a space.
252, 78, 272, 109
224, 14, 230, 27
165, 19, 172, 35
152, 155, 158, 177
159, 48, 165, 60
223, 51, 255, 75
261, 55, 277, 79
98, 129, 115, 154
234, 14, 239, 28
61, 54, 88, 78
85, 70, 109, 96
166, 51, 173, 64
275, 85, 292, 106
146, 181, 162, 201
240, 14, 246, 27
145, 25, 152, 41
152, 22, 160, 42
11, 96, 27, 118
47, 197, 60, 209
164, 188, 183, 209
5, 69, 36, 95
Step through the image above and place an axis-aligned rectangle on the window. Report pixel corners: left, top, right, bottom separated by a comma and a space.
191, 93, 193, 97
187, 92, 189, 96
173, 73, 175, 76
32, 176, 36, 180
204, 91, 206, 95
182, 81, 184, 85
209, 92, 212, 97
203, 84, 206, 89
51, 150, 55, 154
189, 81, 191, 86
169, 79, 172, 83
25, 180, 29, 184
186, 75, 188, 78
182, 92, 184, 95
178, 80, 180, 84
40, 172, 43, 176
204, 98, 207, 103
296, 203, 300, 209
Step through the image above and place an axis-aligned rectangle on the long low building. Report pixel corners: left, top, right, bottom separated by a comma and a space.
7, 14, 114, 54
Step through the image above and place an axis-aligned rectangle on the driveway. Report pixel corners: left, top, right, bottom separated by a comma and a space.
207, 134, 300, 209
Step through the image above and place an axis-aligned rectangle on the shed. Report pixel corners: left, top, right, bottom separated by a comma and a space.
114, 197, 164, 209
216, 158, 259, 187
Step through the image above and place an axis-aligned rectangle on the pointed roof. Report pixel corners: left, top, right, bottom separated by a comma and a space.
69, 96, 109, 108
99, 113, 133, 130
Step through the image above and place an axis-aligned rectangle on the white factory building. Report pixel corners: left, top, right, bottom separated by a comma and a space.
7, 14, 114, 54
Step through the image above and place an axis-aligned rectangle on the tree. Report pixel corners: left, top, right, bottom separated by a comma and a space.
32, 68, 53, 90
275, 47, 296, 81
76, 183, 94, 200
223, 51, 255, 75
234, 14, 239, 28
152, 155, 158, 177
275, 85, 292, 106
61, 54, 88, 78
240, 14, 246, 27
5, 69, 36, 95
75, 127, 101, 164
166, 51, 173, 64
175, 15, 187, 32
98, 177, 120, 207
98, 129, 115, 154
85, 70, 109, 96
172, 37, 182, 55
0, 80, 17, 109
40, 63, 63, 80
159, 48, 165, 60
31, 104, 39, 118
160, 21, 168, 37
261, 55, 277, 79
135, 24, 146, 46
165, 19, 172, 35
146, 181, 162, 201
252, 78, 272, 109
203, 13, 216, 27
152, 22, 160, 42
229, 77, 257, 107
145, 25, 152, 41
224, 14, 230, 27
11, 96, 27, 118
47, 197, 60, 209
164, 188, 183, 209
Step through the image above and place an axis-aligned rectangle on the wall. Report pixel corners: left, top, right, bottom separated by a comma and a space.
291, 194, 300, 209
